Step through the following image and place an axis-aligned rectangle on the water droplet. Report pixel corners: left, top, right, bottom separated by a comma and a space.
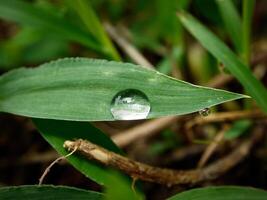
110, 89, 151, 120
199, 108, 210, 117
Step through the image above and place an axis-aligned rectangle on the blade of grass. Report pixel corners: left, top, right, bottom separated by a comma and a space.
168, 186, 267, 200
0, 58, 247, 121
0, 185, 103, 199
0, 0, 105, 55
177, 11, 267, 113
216, 0, 242, 53
242, 0, 255, 65
66, 0, 120, 61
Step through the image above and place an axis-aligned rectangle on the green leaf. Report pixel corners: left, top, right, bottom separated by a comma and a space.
0, 58, 246, 121
242, 0, 255, 64
177, 11, 267, 113
168, 186, 267, 200
33, 118, 122, 185
216, 0, 242, 52
0, 185, 103, 199
66, 0, 120, 61
104, 171, 144, 200
0, 0, 104, 54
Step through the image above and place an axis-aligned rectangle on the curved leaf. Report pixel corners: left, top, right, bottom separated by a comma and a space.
0, 185, 103, 200
0, 58, 246, 121
168, 186, 267, 200
33, 118, 123, 186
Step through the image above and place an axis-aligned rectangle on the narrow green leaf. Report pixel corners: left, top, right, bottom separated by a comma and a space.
242, 0, 255, 64
168, 186, 267, 200
0, 58, 246, 121
66, 0, 120, 61
0, 185, 103, 200
0, 0, 104, 54
177, 11, 267, 113
216, 0, 242, 52
33, 118, 122, 185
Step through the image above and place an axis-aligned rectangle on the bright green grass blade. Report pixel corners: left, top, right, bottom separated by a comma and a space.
0, 58, 246, 121
177, 11, 267, 113
0, 185, 103, 200
168, 186, 267, 200
32, 118, 125, 185
0, 0, 104, 54
216, 0, 242, 53
65, 0, 120, 61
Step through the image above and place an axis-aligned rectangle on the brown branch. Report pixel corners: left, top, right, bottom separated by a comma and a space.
186, 109, 265, 130
197, 126, 228, 168
104, 22, 154, 69
63, 128, 261, 186
112, 116, 178, 147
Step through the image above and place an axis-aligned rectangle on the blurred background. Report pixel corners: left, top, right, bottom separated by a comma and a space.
0, 0, 267, 199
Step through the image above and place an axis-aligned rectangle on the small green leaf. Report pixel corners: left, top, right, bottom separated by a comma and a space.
168, 186, 267, 200
0, 185, 103, 200
33, 118, 122, 185
0, 58, 246, 121
177, 11, 267, 113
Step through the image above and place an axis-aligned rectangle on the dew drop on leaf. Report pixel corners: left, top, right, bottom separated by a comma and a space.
110, 89, 151, 120
199, 107, 210, 117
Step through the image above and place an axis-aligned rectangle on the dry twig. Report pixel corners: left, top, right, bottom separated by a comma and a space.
104, 22, 154, 69
64, 128, 261, 186
197, 126, 228, 168
112, 116, 178, 147
186, 109, 265, 130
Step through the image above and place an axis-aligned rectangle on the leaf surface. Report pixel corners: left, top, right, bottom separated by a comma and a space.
0, 58, 246, 121
0, 185, 103, 200
168, 186, 267, 200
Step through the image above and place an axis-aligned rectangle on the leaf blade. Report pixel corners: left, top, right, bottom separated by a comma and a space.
66, 0, 120, 60
177, 11, 267, 113
0, 58, 246, 121
168, 186, 267, 200
216, 0, 242, 52
0, 185, 103, 200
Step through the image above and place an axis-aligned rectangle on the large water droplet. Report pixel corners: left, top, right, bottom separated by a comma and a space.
110, 89, 151, 120
199, 107, 210, 117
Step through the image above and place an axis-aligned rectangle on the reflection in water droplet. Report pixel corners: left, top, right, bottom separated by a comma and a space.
110, 89, 151, 120
199, 108, 210, 117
